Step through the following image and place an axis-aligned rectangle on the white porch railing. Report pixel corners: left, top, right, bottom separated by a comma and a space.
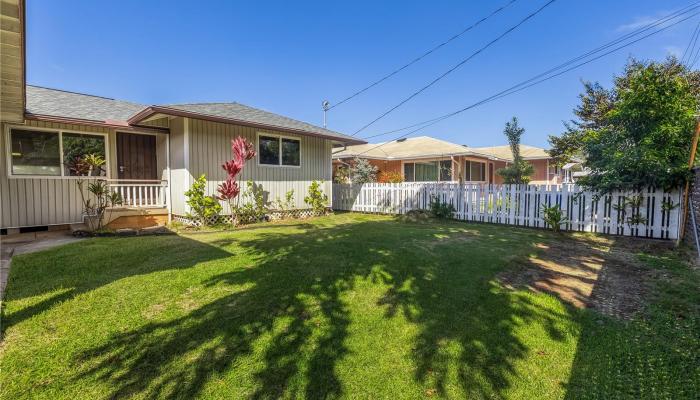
107, 180, 168, 208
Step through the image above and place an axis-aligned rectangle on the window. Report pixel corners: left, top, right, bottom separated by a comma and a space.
281, 138, 300, 166
403, 160, 452, 182
10, 129, 61, 176
466, 161, 486, 181
258, 134, 300, 166
439, 160, 452, 181
62, 133, 107, 176
403, 163, 414, 182
548, 164, 560, 175
8, 128, 107, 177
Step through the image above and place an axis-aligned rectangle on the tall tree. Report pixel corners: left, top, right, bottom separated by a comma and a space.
548, 57, 700, 193
350, 157, 378, 184
497, 117, 534, 184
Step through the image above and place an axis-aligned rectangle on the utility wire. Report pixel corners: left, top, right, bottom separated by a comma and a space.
361, 2, 700, 141
349, 0, 558, 137
687, 22, 700, 68
354, 7, 700, 157
328, 0, 519, 111
681, 21, 700, 64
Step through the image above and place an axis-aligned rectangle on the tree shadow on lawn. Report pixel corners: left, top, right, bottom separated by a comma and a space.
1, 235, 232, 333
72, 219, 571, 399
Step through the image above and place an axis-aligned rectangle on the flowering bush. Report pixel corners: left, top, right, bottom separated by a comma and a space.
378, 171, 403, 183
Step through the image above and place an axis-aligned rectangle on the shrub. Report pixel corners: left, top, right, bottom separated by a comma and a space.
274, 189, 295, 211
304, 181, 329, 214
235, 180, 268, 224
186, 175, 222, 225
378, 171, 404, 183
541, 203, 567, 232
428, 196, 455, 219
350, 158, 378, 184
78, 180, 123, 231
334, 166, 351, 184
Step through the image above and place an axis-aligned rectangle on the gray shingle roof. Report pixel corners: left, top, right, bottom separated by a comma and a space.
25, 85, 362, 143
26, 85, 146, 122
163, 102, 359, 143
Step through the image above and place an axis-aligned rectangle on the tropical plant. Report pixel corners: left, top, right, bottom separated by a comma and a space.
304, 181, 329, 214
68, 153, 106, 177
548, 57, 700, 193
274, 189, 295, 211
541, 203, 567, 232
612, 194, 648, 229
428, 196, 455, 219
217, 136, 256, 224
378, 171, 404, 183
496, 117, 534, 184
186, 175, 222, 225
235, 180, 268, 224
77, 180, 123, 231
350, 158, 378, 184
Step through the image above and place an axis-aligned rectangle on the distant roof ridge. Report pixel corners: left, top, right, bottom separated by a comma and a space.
164, 101, 240, 106
27, 84, 118, 101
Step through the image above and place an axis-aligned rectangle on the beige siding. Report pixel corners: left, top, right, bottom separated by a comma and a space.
0, 120, 168, 228
0, 0, 24, 122
178, 117, 332, 214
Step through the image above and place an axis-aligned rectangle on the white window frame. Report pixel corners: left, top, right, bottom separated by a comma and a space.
5, 125, 111, 179
256, 132, 302, 168
465, 160, 487, 182
402, 160, 451, 182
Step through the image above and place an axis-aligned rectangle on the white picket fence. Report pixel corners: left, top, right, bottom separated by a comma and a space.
332, 183, 682, 239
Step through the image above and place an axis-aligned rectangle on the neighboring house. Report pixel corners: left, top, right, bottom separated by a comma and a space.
332, 136, 562, 185
562, 161, 589, 183
0, 1, 363, 232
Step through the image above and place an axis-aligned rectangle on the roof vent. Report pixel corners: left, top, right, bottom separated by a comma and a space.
396, 138, 407, 142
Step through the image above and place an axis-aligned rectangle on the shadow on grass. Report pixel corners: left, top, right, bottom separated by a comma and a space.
1, 235, 232, 332
25, 218, 571, 398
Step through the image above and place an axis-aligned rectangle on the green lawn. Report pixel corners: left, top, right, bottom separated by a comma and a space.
1, 213, 698, 399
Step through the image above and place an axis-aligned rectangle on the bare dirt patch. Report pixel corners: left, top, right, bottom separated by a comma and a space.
498, 234, 674, 319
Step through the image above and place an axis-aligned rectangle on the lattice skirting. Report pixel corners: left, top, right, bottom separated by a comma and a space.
173, 208, 330, 227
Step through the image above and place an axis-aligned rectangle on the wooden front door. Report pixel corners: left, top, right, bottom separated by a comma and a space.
117, 132, 158, 180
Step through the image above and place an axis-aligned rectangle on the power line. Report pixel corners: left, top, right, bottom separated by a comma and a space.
361, 2, 700, 141
354, 6, 700, 158
349, 0, 558, 137
681, 21, 700, 64
328, 0, 519, 111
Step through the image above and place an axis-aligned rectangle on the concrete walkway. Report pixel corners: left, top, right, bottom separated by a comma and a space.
0, 231, 84, 300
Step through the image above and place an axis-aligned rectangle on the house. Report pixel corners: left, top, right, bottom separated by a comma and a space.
0, 0, 364, 232
332, 136, 561, 185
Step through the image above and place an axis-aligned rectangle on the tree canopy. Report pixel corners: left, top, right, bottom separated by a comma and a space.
548, 58, 700, 193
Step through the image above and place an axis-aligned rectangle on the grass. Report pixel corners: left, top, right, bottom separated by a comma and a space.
1, 213, 698, 399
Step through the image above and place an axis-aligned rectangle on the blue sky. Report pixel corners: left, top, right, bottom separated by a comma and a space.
26, 0, 698, 148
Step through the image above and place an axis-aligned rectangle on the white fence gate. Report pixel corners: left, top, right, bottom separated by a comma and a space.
332, 183, 682, 240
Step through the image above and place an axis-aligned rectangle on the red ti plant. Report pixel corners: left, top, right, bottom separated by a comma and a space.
217, 136, 256, 222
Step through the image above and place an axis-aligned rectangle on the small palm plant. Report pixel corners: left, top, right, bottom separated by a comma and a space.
541, 203, 567, 232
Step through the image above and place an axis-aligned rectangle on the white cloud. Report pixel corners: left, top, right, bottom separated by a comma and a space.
616, 15, 660, 32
